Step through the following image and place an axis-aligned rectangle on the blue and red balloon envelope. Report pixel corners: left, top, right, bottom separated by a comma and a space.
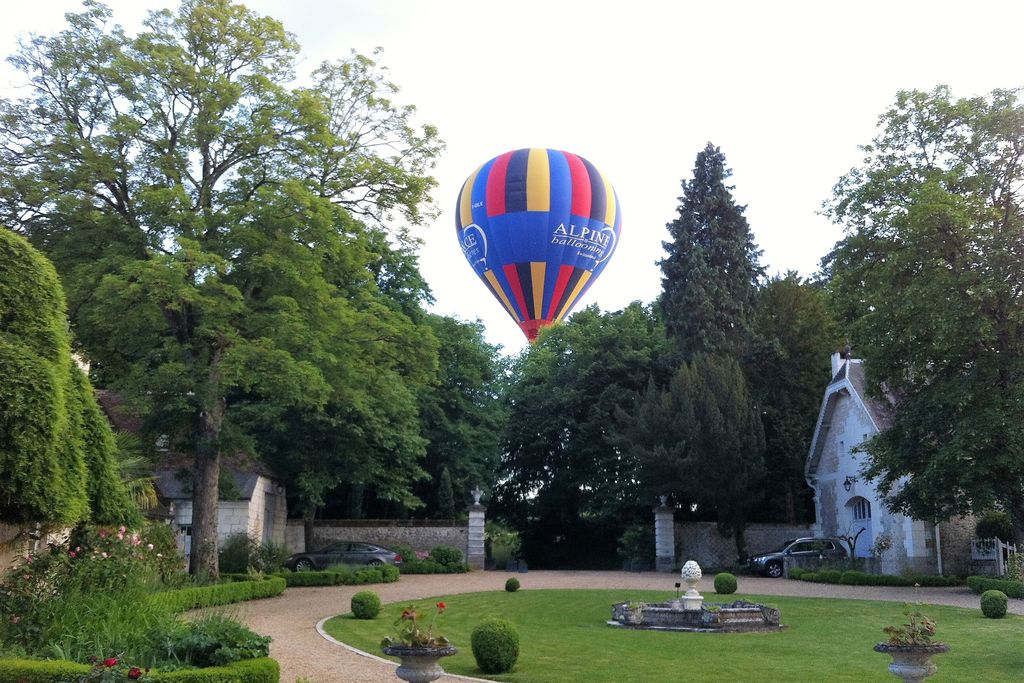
455, 148, 621, 342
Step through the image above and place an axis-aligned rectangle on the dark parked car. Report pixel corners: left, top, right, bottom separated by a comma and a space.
284, 541, 403, 571
747, 537, 847, 578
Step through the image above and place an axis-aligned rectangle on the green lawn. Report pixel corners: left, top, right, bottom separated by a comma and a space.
322, 588, 1023, 682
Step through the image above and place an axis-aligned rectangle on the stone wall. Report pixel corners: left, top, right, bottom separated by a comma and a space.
674, 522, 813, 569
286, 519, 469, 560
939, 515, 976, 577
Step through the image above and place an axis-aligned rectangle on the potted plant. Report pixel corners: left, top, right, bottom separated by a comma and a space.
381, 602, 457, 683
873, 603, 949, 682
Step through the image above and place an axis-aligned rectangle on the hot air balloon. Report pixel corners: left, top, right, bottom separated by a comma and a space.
455, 148, 621, 342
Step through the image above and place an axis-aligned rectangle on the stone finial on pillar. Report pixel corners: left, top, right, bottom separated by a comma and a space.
654, 497, 676, 572
467, 488, 486, 570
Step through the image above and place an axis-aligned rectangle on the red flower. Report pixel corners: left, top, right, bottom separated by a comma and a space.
69, 551, 77, 558
103, 657, 118, 667
128, 667, 142, 679
436, 601, 446, 610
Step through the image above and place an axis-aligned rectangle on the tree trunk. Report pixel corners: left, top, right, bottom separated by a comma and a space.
784, 484, 796, 525
303, 506, 316, 551
733, 525, 748, 563
188, 355, 226, 579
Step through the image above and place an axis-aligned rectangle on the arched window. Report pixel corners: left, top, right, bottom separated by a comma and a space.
853, 497, 871, 521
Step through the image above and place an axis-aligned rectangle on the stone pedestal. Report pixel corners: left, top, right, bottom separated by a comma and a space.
654, 499, 676, 572
467, 504, 486, 570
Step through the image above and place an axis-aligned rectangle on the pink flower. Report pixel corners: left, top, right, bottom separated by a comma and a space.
128, 667, 142, 679
69, 551, 77, 558
131, 534, 141, 546
99, 529, 108, 539
103, 657, 118, 667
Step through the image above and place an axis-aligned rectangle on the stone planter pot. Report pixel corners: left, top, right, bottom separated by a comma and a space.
382, 645, 457, 683
873, 643, 950, 682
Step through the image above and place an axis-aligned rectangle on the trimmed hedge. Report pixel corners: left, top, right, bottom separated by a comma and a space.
0, 658, 279, 683
967, 575, 1024, 598
274, 564, 399, 587
398, 560, 470, 575
794, 570, 961, 588
152, 577, 287, 612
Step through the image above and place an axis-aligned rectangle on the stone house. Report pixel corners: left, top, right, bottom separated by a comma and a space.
804, 353, 973, 575
97, 391, 288, 560
154, 466, 287, 559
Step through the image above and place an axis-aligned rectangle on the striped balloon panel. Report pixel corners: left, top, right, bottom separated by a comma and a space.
456, 148, 621, 341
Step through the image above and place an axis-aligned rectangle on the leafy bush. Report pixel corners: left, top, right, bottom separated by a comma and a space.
713, 572, 737, 594
217, 533, 289, 574
428, 545, 464, 567
981, 589, 1008, 618
0, 526, 181, 658
967, 575, 1024, 598
505, 577, 520, 592
616, 526, 654, 563
788, 567, 806, 580
151, 615, 270, 668
470, 618, 519, 674
975, 511, 1015, 543
797, 569, 962, 588
351, 591, 381, 619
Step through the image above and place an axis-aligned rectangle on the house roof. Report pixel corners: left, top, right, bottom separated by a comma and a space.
805, 358, 894, 480
95, 389, 281, 482
154, 469, 263, 501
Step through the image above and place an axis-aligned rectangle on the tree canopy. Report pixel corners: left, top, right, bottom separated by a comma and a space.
0, 0, 442, 575
659, 142, 763, 361
497, 303, 671, 567
823, 86, 1024, 533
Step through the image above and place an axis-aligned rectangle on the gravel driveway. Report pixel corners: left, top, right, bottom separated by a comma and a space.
223, 570, 1012, 683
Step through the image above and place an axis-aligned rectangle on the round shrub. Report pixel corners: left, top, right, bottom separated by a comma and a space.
350, 590, 381, 619
505, 577, 520, 592
429, 545, 464, 567
981, 589, 1008, 619
713, 572, 737, 594
471, 618, 520, 674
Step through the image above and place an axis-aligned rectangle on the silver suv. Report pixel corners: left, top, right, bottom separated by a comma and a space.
747, 537, 847, 578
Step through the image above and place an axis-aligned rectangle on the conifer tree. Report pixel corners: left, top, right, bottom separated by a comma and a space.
437, 467, 456, 520
659, 143, 763, 360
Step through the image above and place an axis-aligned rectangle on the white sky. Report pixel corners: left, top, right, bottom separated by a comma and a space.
3, 1, 1023, 354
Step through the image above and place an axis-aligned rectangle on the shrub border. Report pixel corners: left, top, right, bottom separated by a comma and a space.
0, 657, 279, 683
967, 575, 1024, 598
152, 576, 287, 612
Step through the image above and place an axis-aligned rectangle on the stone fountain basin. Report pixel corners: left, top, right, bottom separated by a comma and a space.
609, 600, 783, 633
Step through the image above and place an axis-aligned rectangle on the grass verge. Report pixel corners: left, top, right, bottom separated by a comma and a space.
323, 588, 1023, 682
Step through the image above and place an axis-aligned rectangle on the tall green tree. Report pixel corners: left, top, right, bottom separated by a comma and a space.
497, 303, 671, 567
622, 356, 765, 561
823, 86, 1024, 535
0, 229, 135, 526
415, 314, 507, 517
659, 143, 764, 361
0, 1, 441, 575
750, 273, 839, 523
